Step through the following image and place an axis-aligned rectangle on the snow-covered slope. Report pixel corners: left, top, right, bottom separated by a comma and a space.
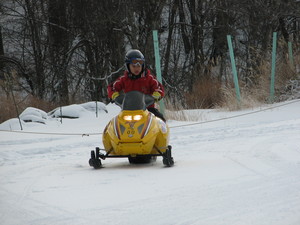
0, 100, 300, 225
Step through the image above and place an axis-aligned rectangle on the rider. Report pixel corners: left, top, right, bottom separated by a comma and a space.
107, 49, 166, 121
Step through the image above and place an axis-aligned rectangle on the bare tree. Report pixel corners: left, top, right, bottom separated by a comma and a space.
1, 0, 299, 109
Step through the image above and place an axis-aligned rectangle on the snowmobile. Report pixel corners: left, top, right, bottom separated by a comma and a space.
89, 91, 174, 169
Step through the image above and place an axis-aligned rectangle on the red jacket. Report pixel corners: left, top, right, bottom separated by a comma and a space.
107, 69, 164, 108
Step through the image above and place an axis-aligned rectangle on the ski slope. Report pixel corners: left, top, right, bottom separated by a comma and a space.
1, 100, 300, 225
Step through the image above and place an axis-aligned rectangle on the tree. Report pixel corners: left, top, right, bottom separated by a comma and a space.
1, 0, 299, 109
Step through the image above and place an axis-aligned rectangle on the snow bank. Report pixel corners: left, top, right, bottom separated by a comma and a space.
48, 104, 89, 119
19, 107, 47, 124
48, 102, 108, 119
79, 101, 108, 113
0, 118, 25, 130
0, 101, 109, 131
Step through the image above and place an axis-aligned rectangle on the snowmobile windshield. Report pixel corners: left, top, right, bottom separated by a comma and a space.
115, 91, 154, 111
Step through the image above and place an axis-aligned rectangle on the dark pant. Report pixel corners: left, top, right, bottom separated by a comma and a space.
148, 107, 166, 122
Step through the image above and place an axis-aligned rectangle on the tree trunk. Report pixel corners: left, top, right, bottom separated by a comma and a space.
0, 26, 4, 79
24, 0, 46, 99
48, 0, 69, 105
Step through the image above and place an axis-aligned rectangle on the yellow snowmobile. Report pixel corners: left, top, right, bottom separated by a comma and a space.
89, 91, 174, 169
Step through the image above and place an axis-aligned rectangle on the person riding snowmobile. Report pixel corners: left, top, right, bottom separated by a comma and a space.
107, 49, 166, 121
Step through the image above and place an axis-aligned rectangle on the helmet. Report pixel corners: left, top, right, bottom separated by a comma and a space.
124, 49, 145, 75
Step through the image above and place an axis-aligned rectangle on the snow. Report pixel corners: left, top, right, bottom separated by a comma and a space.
48, 101, 108, 119
1, 100, 300, 225
20, 107, 48, 124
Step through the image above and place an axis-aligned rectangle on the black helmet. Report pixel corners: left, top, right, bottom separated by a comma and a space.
124, 49, 145, 75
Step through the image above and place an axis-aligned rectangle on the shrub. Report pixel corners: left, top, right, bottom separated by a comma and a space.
185, 77, 223, 109
0, 94, 57, 123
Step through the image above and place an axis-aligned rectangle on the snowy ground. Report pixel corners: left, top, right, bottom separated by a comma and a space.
1, 100, 300, 225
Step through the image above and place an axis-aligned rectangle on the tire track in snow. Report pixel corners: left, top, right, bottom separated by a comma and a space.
70, 172, 300, 225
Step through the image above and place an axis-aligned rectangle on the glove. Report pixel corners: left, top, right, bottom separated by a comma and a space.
111, 92, 119, 100
152, 91, 161, 101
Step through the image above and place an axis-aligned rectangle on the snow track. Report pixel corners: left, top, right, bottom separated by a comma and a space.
1, 101, 300, 225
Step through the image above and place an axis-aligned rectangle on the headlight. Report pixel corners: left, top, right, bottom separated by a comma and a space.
133, 115, 142, 121
123, 115, 142, 121
123, 115, 132, 121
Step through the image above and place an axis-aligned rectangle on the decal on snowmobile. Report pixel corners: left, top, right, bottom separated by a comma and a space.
141, 113, 153, 139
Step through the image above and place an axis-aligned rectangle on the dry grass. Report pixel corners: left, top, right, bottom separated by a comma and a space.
164, 98, 190, 121
167, 45, 299, 117
164, 109, 190, 121
185, 77, 222, 109
0, 93, 58, 123
218, 47, 299, 111
163, 78, 221, 121
164, 98, 207, 121
217, 86, 263, 111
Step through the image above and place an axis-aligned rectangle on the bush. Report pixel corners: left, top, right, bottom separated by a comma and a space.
0, 94, 57, 123
185, 77, 223, 109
